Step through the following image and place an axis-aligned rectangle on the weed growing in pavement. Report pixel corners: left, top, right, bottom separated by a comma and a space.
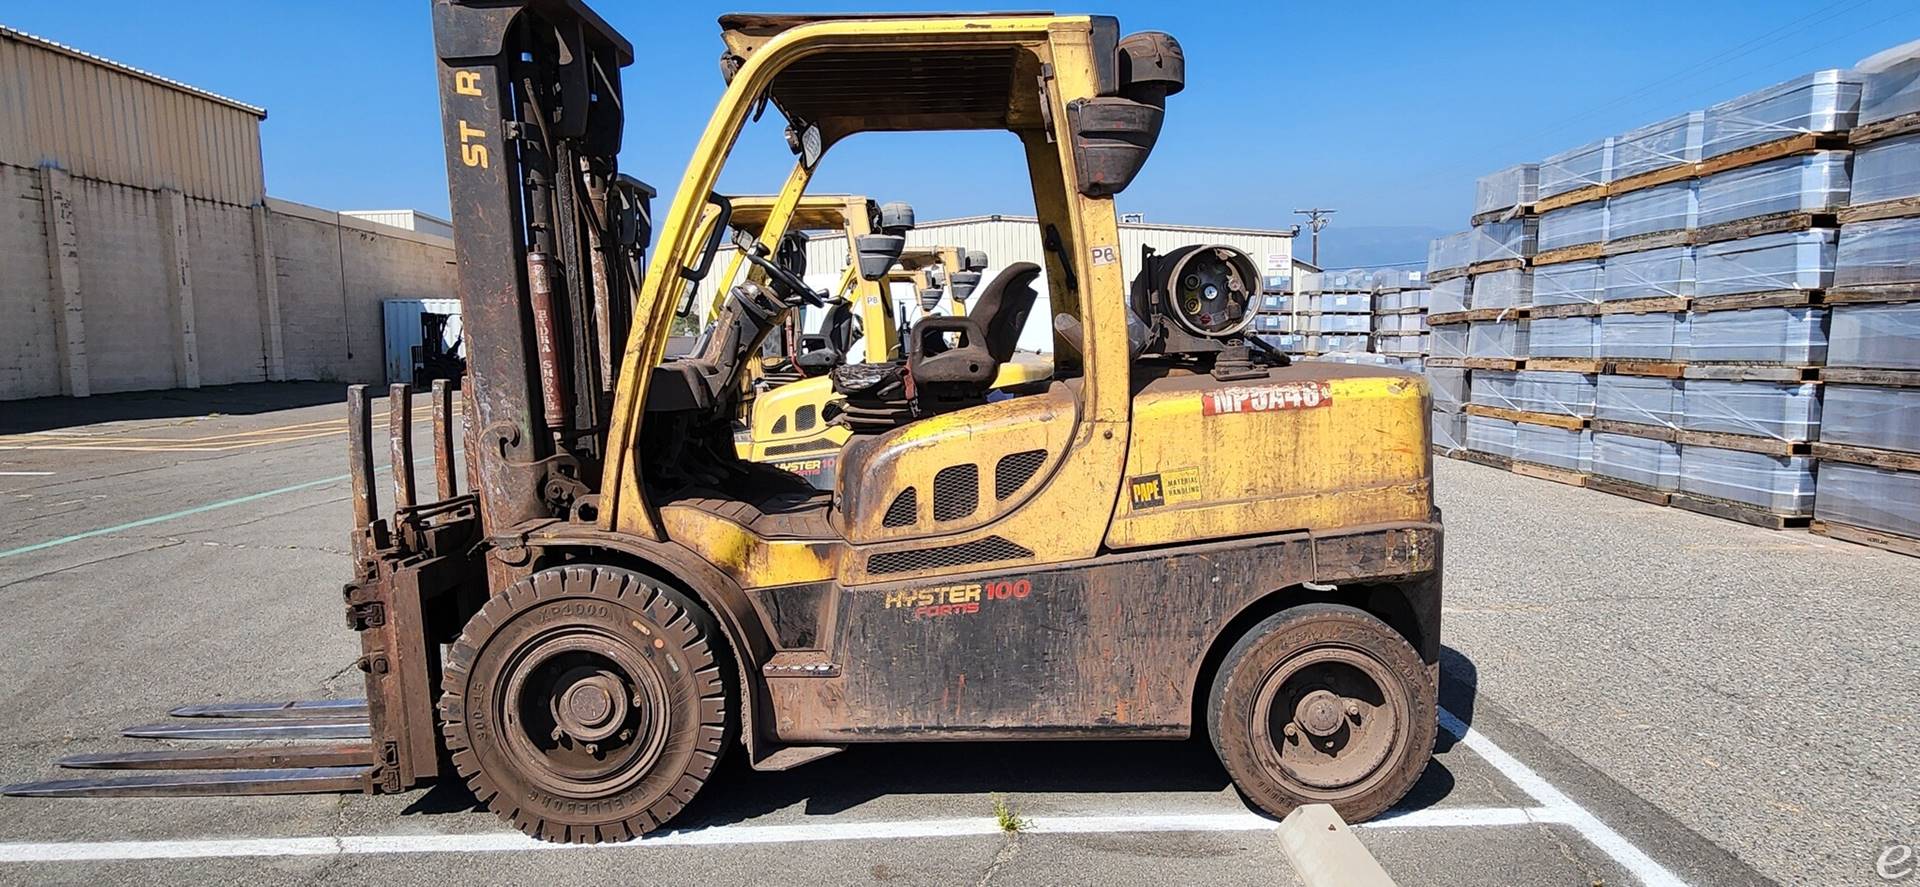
991, 794, 1030, 833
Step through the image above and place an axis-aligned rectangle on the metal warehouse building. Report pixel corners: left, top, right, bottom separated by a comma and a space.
696, 214, 1302, 351
1, 26, 455, 401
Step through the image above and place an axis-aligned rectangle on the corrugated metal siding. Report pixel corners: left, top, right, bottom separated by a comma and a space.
1, 28, 266, 206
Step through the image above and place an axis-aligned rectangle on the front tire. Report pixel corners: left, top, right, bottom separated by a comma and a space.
439, 565, 731, 843
1208, 602, 1435, 823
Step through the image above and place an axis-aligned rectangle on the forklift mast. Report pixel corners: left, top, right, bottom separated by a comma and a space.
430, 0, 652, 538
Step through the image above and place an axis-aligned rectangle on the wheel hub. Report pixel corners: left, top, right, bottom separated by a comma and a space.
553, 668, 630, 743
1254, 647, 1408, 795
1295, 689, 1347, 738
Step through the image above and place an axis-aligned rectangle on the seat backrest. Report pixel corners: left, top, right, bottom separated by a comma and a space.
965, 262, 1042, 362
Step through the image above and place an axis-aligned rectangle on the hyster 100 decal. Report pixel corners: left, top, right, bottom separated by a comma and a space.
885, 579, 1032, 619
1201, 381, 1333, 416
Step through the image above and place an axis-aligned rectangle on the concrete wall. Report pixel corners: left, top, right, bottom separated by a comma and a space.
0, 161, 455, 400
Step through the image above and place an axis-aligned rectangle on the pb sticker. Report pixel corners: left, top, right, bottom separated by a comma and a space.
1129, 466, 1201, 510
1201, 381, 1332, 416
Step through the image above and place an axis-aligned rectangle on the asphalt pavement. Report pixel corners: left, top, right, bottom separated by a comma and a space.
1, 382, 1909, 885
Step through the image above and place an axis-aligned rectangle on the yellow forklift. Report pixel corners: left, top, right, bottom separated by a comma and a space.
6, 4, 1442, 845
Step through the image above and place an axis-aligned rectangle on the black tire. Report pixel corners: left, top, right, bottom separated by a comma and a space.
440, 565, 732, 843
1207, 602, 1435, 823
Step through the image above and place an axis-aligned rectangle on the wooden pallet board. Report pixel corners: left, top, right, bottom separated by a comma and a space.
1595, 296, 1689, 315
1819, 367, 1920, 388
1461, 358, 1524, 371
1837, 195, 1920, 225
1511, 460, 1588, 488
1427, 266, 1467, 284
1811, 441, 1920, 473
1670, 492, 1812, 530
1586, 474, 1674, 506
1825, 283, 1920, 306
1694, 132, 1849, 178
1811, 520, 1920, 558
1532, 242, 1605, 266
1608, 360, 1686, 379
1529, 302, 1602, 319
1455, 306, 1530, 323
1526, 357, 1605, 373
1689, 289, 1824, 313
1464, 404, 1589, 430
1470, 205, 1535, 226
1591, 418, 1679, 442
1534, 184, 1606, 215
1848, 111, 1920, 147
1426, 357, 1468, 368
1432, 445, 1465, 459
1456, 449, 1514, 471
1680, 363, 1821, 383
1602, 229, 1691, 258
1427, 311, 1471, 326
1690, 212, 1836, 248
1466, 258, 1528, 277
1675, 429, 1812, 457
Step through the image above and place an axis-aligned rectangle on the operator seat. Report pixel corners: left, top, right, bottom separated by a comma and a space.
830, 262, 1041, 433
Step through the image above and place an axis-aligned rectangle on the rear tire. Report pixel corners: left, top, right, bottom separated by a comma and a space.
1208, 602, 1435, 823
439, 565, 731, 843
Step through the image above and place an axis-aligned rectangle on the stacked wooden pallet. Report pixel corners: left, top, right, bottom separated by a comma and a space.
1423, 60, 1920, 545
1807, 71, 1920, 556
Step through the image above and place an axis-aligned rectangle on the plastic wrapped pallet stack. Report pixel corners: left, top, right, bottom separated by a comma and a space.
1414, 43, 1920, 546
1807, 38, 1920, 555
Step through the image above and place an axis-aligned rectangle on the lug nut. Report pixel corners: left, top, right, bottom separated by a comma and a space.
584, 743, 599, 756
1282, 723, 1298, 738
618, 729, 632, 742
1346, 702, 1360, 718
551, 727, 565, 741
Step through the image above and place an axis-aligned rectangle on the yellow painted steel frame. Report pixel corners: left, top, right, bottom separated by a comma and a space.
606, 16, 1121, 560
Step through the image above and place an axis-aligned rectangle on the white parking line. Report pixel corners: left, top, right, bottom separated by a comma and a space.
1438, 710, 1685, 887
0, 808, 1547, 863
0, 708, 1688, 886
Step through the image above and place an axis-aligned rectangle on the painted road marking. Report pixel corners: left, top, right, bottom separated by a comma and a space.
1438, 709, 1685, 887
0, 809, 1568, 864
0, 404, 462, 453
0, 474, 356, 560
0, 709, 1689, 885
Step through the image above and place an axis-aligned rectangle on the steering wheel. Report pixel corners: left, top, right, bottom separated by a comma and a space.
744, 251, 825, 307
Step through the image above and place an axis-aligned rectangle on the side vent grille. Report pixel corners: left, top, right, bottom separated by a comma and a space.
932, 464, 979, 522
882, 488, 918, 527
867, 536, 1035, 575
772, 416, 787, 434
795, 404, 817, 431
994, 449, 1047, 500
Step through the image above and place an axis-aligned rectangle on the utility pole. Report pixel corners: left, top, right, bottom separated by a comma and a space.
1293, 208, 1336, 267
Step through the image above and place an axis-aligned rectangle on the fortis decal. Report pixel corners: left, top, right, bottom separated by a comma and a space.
1201, 381, 1333, 416
884, 578, 1033, 619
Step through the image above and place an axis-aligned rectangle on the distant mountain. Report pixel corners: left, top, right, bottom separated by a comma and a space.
1302, 225, 1448, 270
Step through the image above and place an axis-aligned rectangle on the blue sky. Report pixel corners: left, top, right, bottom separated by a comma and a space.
9, 0, 1918, 265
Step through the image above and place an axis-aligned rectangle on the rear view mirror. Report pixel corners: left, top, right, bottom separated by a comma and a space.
799, 124, 823, 170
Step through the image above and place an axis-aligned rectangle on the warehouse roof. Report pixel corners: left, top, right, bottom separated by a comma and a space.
0, 25, 267, 118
